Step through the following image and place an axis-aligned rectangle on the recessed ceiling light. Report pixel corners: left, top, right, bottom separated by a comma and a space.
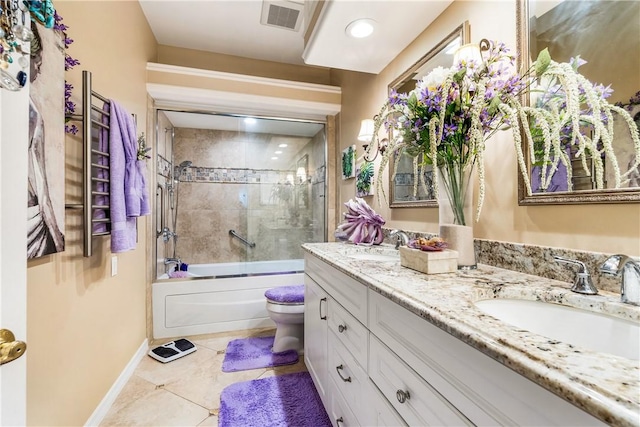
346, 18, 376, 38
275, 150, 283, 154
244, 117, 257, 125
278, 144, 288, 148
271, 156, 278, 160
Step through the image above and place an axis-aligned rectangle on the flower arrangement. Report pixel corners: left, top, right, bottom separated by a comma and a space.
369, 40, 640, 224
137, 133, 151, 160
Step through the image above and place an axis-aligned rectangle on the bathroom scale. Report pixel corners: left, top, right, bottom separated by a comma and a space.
148, 338, 197, 363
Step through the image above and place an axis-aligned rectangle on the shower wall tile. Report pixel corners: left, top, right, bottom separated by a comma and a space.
177, 208, 247, 265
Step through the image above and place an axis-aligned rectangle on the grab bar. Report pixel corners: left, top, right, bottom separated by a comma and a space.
156, 183, 164, 238
229, 229, 256, 248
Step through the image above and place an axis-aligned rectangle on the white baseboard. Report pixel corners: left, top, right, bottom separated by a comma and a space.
85, 338, 149, 427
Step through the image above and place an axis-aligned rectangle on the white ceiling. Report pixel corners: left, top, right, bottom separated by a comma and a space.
138, 0, 453, 74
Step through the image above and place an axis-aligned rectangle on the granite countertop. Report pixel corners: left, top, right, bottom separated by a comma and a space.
302, 242, 640, 427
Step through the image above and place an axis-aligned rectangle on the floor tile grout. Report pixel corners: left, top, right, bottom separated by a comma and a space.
100, 327, 306, 427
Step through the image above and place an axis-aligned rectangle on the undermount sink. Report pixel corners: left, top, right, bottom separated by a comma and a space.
475, 298, 640, 360
338, 245, 400, 262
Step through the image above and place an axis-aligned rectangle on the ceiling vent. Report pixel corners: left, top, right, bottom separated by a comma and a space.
260, 1, 304, 31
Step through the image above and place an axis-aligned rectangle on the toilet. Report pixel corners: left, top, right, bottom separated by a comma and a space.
265, 285, 305, 353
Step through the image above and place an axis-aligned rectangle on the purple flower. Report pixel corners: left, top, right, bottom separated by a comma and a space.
65, 55, 80, 71
388, 89, 402, 107
569, 56, 587, 70
594, 83, 613, 100
65, 124, 79, 135
443, 123, 458, 138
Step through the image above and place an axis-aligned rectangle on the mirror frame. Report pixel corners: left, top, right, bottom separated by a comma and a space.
388, 21, 470, 208
516, 0, 640, 205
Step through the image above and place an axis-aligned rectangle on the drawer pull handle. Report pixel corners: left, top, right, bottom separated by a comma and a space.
319, 297, 327, 320
336, 416, 344, 425
336, 364, 352, 382
338, 324, 347, 333
396, 389, 410, 403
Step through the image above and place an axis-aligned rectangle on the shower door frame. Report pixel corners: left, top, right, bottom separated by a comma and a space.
151, 107, 331, 281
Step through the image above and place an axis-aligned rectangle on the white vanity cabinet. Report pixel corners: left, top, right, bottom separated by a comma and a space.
304, 254, 370, 426
304, 250, 608, 427
368, 291, 604, 426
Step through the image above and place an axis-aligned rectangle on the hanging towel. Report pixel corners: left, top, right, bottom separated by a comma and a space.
109, 100, 147, 253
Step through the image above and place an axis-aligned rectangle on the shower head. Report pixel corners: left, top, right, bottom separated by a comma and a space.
174, 160, 193, 179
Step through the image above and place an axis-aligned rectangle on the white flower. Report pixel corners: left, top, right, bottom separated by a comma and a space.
418, 66, 451, 91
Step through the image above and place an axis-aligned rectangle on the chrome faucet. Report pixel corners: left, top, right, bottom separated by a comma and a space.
553, 255, 598, 295
160, 227, 175, 243
389, 229, 410, 249
600, 255, 640, 306
164, 257, 181, 274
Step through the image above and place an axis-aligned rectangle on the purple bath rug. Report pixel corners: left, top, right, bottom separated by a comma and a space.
222, 336, 298, 372
219, 371, 331, 427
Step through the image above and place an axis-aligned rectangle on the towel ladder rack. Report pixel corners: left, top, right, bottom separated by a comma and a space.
65, 70, 111, 257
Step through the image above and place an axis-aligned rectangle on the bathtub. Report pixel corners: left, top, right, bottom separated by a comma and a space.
152, 259, 305, 339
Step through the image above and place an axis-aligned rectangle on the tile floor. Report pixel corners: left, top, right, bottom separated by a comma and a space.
100, 327, 308, 426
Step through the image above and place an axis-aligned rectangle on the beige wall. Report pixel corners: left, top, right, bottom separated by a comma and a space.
336, 0, 640, 257
157, 44, 332, 85
25, 2, 157, 426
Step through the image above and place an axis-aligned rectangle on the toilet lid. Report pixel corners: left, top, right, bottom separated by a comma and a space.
265, 285, 304, 304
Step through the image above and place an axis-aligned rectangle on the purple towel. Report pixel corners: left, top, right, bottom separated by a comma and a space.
264, 285, 305, 303
109, 100, 138, 253
129, 160, 150, 217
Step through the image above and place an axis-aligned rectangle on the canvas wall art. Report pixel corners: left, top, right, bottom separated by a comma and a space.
355, 161, 374, 197
27, 21, 66, 259
341, 145, 355, 180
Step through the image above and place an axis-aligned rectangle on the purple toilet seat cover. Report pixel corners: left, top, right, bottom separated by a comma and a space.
265, 285, 305, 303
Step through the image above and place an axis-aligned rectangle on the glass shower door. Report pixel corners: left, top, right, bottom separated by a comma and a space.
164, 111, 326, 272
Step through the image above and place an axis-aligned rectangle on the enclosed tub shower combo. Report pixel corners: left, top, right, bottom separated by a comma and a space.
152, 111, 326, 339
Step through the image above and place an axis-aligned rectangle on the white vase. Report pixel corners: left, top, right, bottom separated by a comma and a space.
437, 164, 476, 269
438, 224, 476, 269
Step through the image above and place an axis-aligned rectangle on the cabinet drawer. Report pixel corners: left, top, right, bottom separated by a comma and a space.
365, 380, 408, 427
304, 253, 367, 324
327, 374, 360, 427
369, 334, 472, 426
328, 331, 369, 424
328, 298, 368, 369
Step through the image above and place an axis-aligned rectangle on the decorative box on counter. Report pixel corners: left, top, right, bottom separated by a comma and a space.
399, 246, 458, 274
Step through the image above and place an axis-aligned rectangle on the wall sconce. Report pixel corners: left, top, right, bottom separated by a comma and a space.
453, 39, 490, 65
358, 118, 387, 162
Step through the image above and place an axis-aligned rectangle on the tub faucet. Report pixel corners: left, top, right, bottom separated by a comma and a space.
164, 257, 181, 273
389, 229, 410, 249
553, 255, 598, 295
600, 255, 640, 306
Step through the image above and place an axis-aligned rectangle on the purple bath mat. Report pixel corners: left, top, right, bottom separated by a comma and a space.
219, 371, 331, 427
222, 336, 298, 372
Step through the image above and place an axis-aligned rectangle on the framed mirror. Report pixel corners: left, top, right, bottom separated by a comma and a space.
517, 0, 640, 205
388, 22, 470, 208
